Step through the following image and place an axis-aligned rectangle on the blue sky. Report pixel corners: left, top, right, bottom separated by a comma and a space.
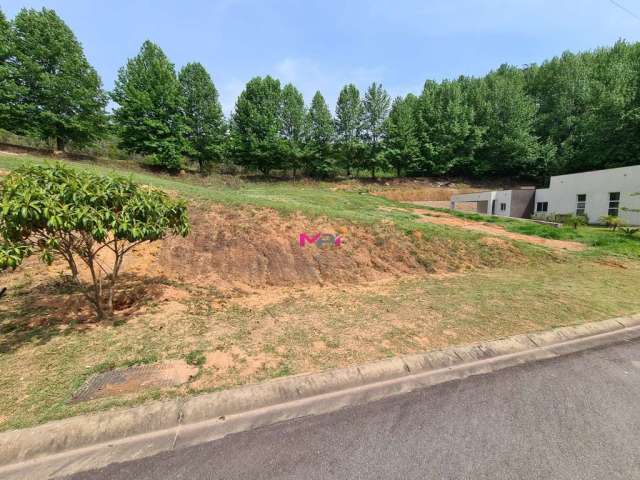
2, 0, 640, 113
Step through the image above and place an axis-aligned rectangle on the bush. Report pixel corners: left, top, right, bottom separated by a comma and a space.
620, 226, 639, 237
0, 163, 190, 318
600, 215, 625, 231
562, 214, 588, 229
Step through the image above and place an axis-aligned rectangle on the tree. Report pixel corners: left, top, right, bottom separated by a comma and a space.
473, 65, 553, 178
230, 76, 284, 175
280, 83, 306, 177
384, 94, 420, 177
0, 163, 189, 319
179, 62, 226, 173
335, 84, 365, 176
415, 79, 483, 175
0, 8, 20, 130
361, 82, 391, 178
8, 8, 107, 151
112, 40, 188, 172
305, 91, 335, 177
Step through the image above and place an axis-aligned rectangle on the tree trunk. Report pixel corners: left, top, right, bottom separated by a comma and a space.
371, 167, 376, 180
56, 137, 65, 152
396, 165, 401, 178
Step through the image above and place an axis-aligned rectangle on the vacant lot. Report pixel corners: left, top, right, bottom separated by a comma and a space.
1, 152, 639, 431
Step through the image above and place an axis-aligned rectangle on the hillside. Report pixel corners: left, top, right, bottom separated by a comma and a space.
1, 151, 640, 432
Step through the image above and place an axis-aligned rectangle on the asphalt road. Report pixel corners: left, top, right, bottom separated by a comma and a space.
68, 339, 640, 480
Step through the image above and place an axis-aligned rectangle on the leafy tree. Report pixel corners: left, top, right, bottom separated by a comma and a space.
230, 76, 284, 175
473, 65, 553, 177
361, 82, 391, 178
384, 94, 420, 177
305, 91, 335, 177
280, 83, 306, 177
335, 84, 365, 176
112, 40, 187, 172
415, 79, 483, 175
179, 62, 226, 173
0, 8, 20, 130
0, 163, 189, 319
8, 8, 107, 151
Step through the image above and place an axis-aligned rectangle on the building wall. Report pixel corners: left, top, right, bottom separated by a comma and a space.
510, 189, 536, 218
451, 190, 514, 217
534, 165, 640, 225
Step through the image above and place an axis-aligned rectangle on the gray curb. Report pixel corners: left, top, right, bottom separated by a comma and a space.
1, 313, 640, 479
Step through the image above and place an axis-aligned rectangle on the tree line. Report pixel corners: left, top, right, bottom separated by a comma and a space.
1, 7, 640, 180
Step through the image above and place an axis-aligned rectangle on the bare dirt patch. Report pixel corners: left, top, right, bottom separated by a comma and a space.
156, 205, 521, 291
411, 209, 585, 252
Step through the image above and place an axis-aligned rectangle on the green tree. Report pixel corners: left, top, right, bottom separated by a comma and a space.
112, 40, 187, 172
415, 79, 483, 175
384, 94, 420, 177
230, 76, 283, 175
361, 82, 391, 178
305, 91, 335, 177
179, 62, 226, 173
280, 83, 306, 178
334, 84, 365, 176
8, 8, 107, 151
0, 163, 189, 319
0, 8, 20, 130
473, 65, 553, 177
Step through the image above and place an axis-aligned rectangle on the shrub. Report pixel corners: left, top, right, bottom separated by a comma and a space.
600, 215, 625, 231
620, 227, 639, 237
0, 163, 190, 318
562, 214, 587, 229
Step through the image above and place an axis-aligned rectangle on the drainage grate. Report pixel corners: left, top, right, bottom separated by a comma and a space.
71, 361, 196, 403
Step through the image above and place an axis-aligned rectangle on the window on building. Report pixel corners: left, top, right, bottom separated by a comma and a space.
500, 202, 507, 212
536, 202, 548, 213
576, 194, 586, 216
608, 192, 621, 217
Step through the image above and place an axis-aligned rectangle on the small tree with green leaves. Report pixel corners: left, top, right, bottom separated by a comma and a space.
0, 163, 189, 319
599, 215, 625, 231
563, 214, 587, 230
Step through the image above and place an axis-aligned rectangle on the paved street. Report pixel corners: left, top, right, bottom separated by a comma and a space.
68, 339, 640, 480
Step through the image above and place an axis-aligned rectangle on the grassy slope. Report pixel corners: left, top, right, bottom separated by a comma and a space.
1, 152, 640, 431
442, 208, 640, 258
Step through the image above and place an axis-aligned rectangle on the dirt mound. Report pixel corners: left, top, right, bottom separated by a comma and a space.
155, 205, 521, 290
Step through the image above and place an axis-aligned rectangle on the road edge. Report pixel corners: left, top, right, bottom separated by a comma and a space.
1, 313, 639, 479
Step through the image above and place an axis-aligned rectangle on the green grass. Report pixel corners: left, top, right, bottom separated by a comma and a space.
444, 208, 640, 258
1, 256, 640, 431
0, 153, 547, 265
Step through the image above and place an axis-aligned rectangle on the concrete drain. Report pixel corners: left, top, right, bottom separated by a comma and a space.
71, 360, 197, 403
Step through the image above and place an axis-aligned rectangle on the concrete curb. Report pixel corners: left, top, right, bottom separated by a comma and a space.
1, 313, 640, 479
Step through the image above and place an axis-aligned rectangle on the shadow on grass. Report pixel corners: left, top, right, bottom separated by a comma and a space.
0, 273, 173, 354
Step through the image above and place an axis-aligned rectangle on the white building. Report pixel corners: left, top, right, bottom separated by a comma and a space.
534, 165, 640, 225
450, 165, 640, 225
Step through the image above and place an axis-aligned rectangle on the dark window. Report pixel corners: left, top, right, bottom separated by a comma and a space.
500, 203, 507, 212
608, 192, 620, 217
536, 202, 548, 212
576, 194, 586, 216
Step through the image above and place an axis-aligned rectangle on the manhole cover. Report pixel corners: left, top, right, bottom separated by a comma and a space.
71, 360, 197, 403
